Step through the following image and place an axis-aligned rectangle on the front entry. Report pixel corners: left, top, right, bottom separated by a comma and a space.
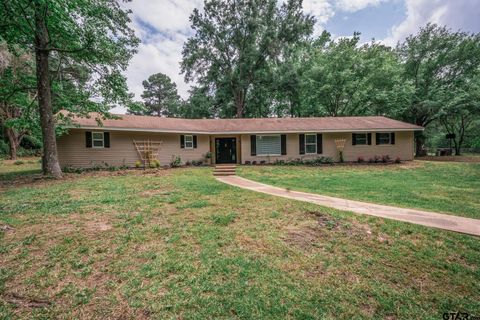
215, 138, 237, 164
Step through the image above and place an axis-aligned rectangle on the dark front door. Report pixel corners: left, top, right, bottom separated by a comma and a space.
215, 138, 236, 164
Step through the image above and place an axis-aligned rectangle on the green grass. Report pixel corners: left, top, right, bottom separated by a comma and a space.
0, 162, 479, 319
238, 161, 480, 219
0, 158, 42, 181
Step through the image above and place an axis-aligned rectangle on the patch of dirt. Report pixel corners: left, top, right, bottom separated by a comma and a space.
284, 211, 389, 252
416, 156, 480, 163
84, 220, 112, 232
306, 211, 341, 230
1, 224, 15, 233
3, 292, 51, 308
283, 226, 320, 250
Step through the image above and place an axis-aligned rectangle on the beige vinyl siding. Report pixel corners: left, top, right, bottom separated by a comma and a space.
58, 129, 415, 168
57, 129, 209, 168
240, 131, 414, 163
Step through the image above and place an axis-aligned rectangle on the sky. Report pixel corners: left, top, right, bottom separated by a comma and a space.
113, 0, 480, 113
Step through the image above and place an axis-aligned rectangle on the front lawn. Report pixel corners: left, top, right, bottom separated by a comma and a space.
238, 161, 480, 219
0, 162, 479, 318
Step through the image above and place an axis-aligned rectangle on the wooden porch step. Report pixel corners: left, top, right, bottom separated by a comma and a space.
213, 164, 236, 176
213, 171, 236, 176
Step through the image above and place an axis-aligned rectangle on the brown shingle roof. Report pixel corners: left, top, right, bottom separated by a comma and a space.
67, 113, 423, 133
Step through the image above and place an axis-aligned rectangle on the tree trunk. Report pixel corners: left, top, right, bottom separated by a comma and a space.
34, 2, 62, 178
415, 134, 426, 157
5, 128, 20, 160
234, 89, 245, 118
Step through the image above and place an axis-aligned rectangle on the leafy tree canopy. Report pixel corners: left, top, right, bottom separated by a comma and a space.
181, 0, 314, 118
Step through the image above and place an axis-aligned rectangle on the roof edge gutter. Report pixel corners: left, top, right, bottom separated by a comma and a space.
67, 126, 424, 134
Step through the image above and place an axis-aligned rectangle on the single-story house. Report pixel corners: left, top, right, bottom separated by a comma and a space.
57, 114, 423, 168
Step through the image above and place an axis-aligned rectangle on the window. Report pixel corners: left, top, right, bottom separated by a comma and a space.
256, 135, 281, 155
353, 133, 368, 145
184, 135, 193, 149
92, 132, 104, 148
377, 132, 391, 145
305, 134, 317, 154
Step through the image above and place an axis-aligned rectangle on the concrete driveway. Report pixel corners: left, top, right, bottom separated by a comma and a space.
216, 175, 480, 237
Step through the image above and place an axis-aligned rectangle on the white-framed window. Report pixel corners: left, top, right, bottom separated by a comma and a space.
353, 133, 368, 145
92, 132, 104, 148
377, 132, 391, 145
305, 133, 317, 154
256, 135, 281, 156
184, 135, 194, 149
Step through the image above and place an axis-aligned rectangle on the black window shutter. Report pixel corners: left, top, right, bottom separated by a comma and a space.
104, 132, 110, 148
281, 134, 287, 155
193, 135, 197, 148
317, 134, 323, 154
391, 132, 395, 145
250, 135, 256, 156
352, 133, 356, 146
367, 133, 372, 145
86, 131, 92, 148
375, 133, 379, 145
299, 134, 305, 154
180, 135, 185, 148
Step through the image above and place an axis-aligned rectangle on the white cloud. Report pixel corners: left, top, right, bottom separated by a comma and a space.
303, 0, 335, 34
112, 0, 202, 113
383, 0, 480, 46
335, 0, 387, 12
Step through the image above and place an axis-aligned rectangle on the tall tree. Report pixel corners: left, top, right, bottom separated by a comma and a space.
397, 23, 480, 155
181, 0, 314, 118
1, 0, 139, 177
129, 73, 181, 117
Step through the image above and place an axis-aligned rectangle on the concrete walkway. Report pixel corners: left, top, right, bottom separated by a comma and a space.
216, 176, 480, 237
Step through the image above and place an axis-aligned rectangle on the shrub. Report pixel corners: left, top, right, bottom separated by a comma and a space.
13, 160, 24, 165
273, 159, 285, 165
321, 157, 334, 164
395, 157, 401, 164
381, 155, 390, 163
357, 156, 364, 163
260, 160, 266, 165
170, 155, 182, 168
63, 165, 84, 174
150, 160, 160, 168
287, 158, 303, 165
251, 161, 257, 165
185, 160, 191, 166
244, 160, 251, 165
368, 157, 374, 163
205, 151, 212, 159
374, 155, 381, 163
191, 160, 203, 166
135, 160, 142, 168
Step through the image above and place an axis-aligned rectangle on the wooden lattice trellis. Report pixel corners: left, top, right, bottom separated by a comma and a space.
133, 139, 163, 167
334, 138, 346, 162
334, 138, 346, 152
